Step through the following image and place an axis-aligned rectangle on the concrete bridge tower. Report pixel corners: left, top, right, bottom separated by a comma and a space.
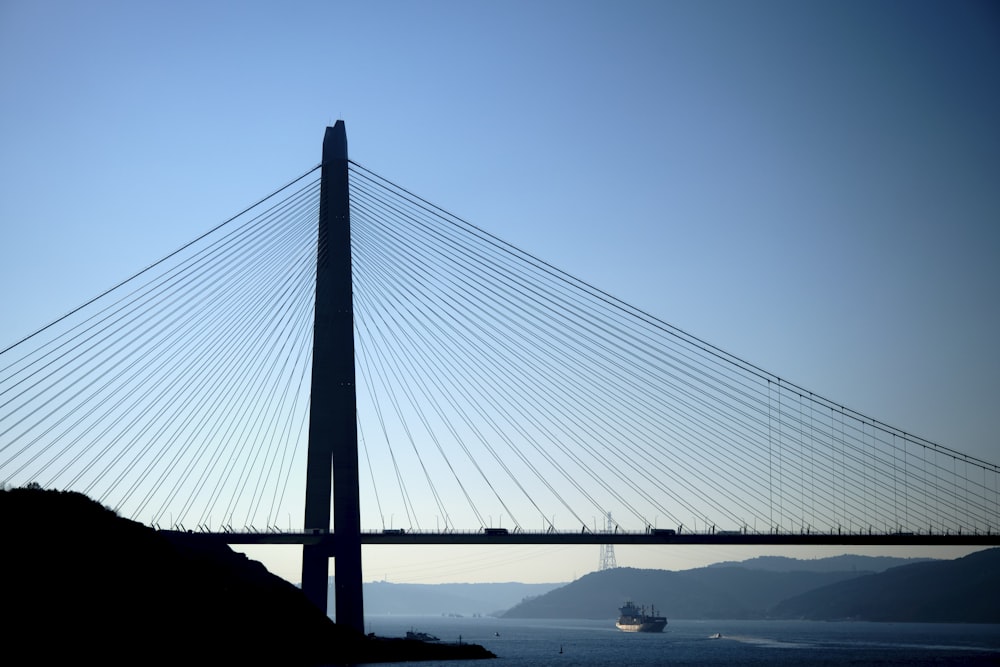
301, 121, 364, 633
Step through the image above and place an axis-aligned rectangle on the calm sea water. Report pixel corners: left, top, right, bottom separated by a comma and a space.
362, 616, 1000, 666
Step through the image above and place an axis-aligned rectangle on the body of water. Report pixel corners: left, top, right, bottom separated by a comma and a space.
363, 616, 1000, 666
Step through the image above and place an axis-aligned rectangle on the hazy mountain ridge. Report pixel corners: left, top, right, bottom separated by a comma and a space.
707, 554, 933, 573
501, 551, 1000, 623
501, 566, 865, 620
352, 555, 939, 618
360, 581, 562, 616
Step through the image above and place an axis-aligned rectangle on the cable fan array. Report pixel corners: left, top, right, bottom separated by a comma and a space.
348, 161, 999, 536
0, 169, 322, 530
1, 159, 997, 537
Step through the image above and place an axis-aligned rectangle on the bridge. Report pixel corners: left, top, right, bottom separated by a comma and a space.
2, 123, 998, 634
179, 527, 991, 548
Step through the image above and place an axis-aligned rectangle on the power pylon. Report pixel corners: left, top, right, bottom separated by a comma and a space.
598, 512, 618, 571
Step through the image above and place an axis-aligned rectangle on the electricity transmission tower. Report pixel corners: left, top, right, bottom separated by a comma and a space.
598, 512, 618, 571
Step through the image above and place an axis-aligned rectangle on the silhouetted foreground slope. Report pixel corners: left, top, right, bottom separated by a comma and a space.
1, 488, 494, 666
771, 548, 1000, 622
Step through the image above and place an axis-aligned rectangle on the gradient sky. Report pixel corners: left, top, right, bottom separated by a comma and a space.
2, 1, 998, 584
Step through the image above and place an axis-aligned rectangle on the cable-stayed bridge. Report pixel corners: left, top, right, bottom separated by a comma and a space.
2, 124, 998, 632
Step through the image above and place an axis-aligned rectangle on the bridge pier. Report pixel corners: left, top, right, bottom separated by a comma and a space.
301, 121, 364, 632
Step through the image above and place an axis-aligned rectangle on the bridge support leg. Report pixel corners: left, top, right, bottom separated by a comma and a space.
301, 543, 330, 612
301, 121, 364, 633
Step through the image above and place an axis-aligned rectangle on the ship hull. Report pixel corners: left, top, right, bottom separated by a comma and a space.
616, 619, 667, 633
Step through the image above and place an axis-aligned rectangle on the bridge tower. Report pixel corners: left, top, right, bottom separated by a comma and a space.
301, 121, 364, 632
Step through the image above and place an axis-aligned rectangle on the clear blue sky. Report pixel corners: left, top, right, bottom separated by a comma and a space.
2, 0, 998, 584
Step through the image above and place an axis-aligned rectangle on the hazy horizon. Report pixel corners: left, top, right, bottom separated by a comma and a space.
234, 543, 992, 586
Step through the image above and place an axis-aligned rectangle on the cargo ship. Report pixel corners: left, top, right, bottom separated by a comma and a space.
615, 600, 667, 633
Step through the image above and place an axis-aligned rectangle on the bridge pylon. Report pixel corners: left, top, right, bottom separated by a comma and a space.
301, 121, 363, 632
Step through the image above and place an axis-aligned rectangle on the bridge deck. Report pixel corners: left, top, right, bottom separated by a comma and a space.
166, 529, 1000, 548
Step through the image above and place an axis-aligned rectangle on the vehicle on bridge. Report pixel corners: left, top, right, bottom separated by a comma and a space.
484, 527, 508, 536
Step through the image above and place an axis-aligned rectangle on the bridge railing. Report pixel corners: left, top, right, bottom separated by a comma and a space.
168, 525, 998, 538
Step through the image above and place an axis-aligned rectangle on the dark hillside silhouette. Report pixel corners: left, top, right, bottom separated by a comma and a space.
1, 487, 493, 665
770, 548, 1000, 622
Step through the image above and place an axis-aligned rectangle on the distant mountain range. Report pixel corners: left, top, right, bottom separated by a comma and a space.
328, 555, 941, 618
355, 581, 563, 616
500, 550, 1000, 623
705, 554, 932, 573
